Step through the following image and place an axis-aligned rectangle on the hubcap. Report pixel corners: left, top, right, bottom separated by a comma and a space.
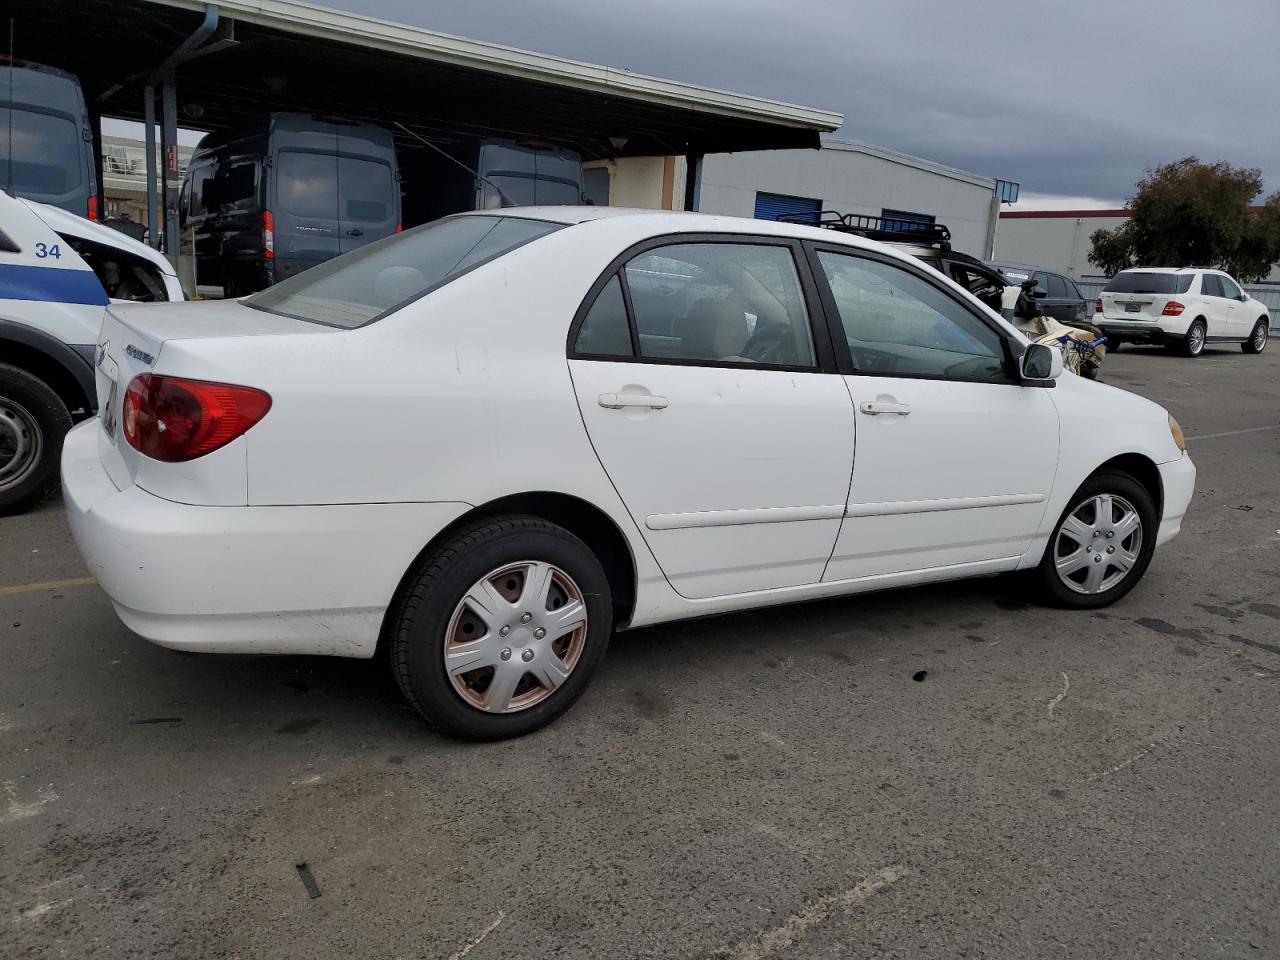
1054, 494, 1143, 595
0, 397, 43, 493
1255, 325, 1268, 350
1189, 325, 1205, 353
443, 560, 588, 714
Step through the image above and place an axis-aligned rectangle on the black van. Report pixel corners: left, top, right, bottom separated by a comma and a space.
1, 60, 99, 219
181, 113, 400, 296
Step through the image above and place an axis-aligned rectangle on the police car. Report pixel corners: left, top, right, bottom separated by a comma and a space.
1, 190, 183, 514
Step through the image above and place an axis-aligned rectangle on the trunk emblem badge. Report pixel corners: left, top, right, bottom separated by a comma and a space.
125, 344, 155, 365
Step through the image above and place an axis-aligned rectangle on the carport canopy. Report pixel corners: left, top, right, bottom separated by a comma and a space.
7, 0, 842, 159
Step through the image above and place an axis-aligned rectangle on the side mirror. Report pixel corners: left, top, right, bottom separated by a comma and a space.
1022, 342, 1063, 383
1031, 289, 1048, 300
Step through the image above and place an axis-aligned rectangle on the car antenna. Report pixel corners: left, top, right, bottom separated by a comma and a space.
393, 121, 516, 209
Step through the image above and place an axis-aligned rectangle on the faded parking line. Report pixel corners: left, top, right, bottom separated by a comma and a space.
1187, 423, 1280, 442
0, 577, 97, 597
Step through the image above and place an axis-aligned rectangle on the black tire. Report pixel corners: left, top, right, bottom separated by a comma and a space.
1106, 340, 1121, 352
1243, 319, 1268, 354
390, 514, 613, 740
1181, 319, 1206, 357
0, 363, 73, 516
1032, 470, 1159, 609
1081, 363, 1101, 381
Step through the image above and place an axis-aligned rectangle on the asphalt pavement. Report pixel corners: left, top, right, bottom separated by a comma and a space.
2, 343, 1278, 959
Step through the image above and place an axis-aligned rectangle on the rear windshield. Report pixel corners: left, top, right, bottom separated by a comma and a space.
1104, 272, 1193, 294
245, 215, 563, 327
0, 108, 83, 195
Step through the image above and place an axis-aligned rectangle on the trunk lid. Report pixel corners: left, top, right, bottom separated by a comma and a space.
1099, 290, 1172, 321
93, 299, 323, 490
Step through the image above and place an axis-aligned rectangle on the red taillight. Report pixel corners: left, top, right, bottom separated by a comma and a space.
262, 210, 275, 260
395, 222, 403, 233
1094, 298, 1103, 314
87, 195, 99, 221
122, 374, 272, 463
1162, 301, 1185, 316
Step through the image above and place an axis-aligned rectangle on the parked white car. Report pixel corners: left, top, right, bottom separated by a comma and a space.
1, 190, 183, 514
63, 209, 1196, 738
1095, 267, 1270, 357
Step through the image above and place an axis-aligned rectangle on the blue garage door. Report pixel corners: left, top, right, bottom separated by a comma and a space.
755, 191, 822, 222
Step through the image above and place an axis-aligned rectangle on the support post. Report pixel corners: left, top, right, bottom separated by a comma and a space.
683, 153, 702, 212
161, 78, 179, 257
143, 84, 158, 249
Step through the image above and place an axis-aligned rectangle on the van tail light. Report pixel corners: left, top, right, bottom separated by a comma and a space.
87, 195, 99, 221
1162, 301, 1185, 317
395, 222, 403, 233
122, 375, 272, 463
1094, 298, 1103, 314
262, 210, 275, 259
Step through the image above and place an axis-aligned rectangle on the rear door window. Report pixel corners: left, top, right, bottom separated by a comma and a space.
338, 156, 393, 222
622, 243, 816, 367
277, 151, 338, 219
1201, 274, 1223, 297
1047, 274, 1069, 298
0, 108, 82, 195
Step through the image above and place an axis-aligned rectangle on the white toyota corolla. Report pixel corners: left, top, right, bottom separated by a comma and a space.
63, 208, 1195, 739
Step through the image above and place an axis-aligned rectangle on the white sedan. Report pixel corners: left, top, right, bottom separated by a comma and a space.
63, 208, 1196, 739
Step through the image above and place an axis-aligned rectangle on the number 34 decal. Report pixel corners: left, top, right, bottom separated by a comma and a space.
35, 242, 62, 259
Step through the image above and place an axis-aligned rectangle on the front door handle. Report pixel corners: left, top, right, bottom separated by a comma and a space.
860, 400, 911, 416
598, 393, 669, 410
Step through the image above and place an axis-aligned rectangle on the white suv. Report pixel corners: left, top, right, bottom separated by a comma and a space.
1095, 267, 1270, 357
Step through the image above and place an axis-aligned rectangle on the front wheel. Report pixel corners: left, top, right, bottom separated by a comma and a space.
0, 363, 73, 516
1033, 471, 1158, 609
1243, 320, 1268, 354
390, 515, 613, 740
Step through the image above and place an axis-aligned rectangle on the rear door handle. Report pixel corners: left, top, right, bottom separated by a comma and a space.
859, 400, 911, 416
346, 228, 364, 237
598, 393, 669, 410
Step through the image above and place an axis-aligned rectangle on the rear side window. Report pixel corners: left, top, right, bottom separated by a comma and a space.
277, 151, 337, 219
246, 215, 562, 328
62, 234, 167, 302
1104, 272, 1193, 294
339, 156, 393, 222
574, 275, 632, 357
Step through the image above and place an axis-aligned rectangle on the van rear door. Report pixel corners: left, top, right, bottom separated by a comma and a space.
336, 153, 397, 254
272, 147, 341, 280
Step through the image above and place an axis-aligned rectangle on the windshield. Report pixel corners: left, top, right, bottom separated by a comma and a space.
1104, 272, 1192, 295
246, 215, 563, 328
0, 108, 83, 196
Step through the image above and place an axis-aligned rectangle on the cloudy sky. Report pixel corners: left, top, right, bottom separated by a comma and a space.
321, 0, 1280, 208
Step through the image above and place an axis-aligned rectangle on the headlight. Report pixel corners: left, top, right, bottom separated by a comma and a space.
1168, 414, 1186, 452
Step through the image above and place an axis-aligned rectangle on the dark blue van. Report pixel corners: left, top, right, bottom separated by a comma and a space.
0, 60, 99, 220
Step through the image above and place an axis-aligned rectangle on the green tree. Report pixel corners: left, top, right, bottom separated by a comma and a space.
1089, 157, 1280, 283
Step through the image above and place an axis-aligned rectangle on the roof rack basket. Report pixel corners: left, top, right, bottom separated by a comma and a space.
774, 210, 952, 249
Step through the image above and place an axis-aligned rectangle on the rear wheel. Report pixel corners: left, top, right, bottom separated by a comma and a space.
1243, 319, 1268, 354
390, 515, 613, 740
0, 363, 73, 516
1033, 471, 1158, 609
1181, 319, 1206, 357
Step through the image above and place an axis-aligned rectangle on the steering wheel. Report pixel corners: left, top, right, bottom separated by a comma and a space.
849, 345, 899, 373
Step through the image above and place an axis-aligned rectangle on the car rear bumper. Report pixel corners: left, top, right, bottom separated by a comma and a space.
1156, 453, 1196, 546
1097, 317, 1186, 342
61, 420, 471, 658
